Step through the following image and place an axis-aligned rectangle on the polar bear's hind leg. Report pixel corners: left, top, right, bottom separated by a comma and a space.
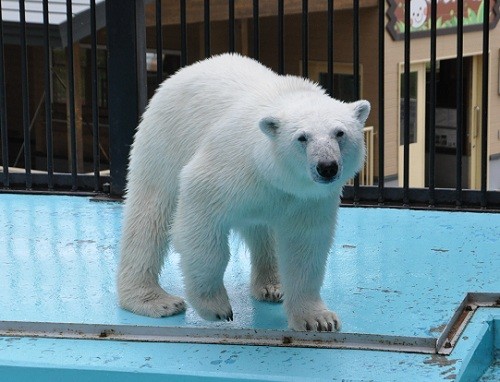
240, 226, 283, 303
118, 187, 186, 317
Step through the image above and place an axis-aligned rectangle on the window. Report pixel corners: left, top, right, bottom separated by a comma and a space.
305, 61, 363, 103
52, 46, 108, 108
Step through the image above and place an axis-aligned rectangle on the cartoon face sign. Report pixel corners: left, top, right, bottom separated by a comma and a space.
410, 0, 428, 29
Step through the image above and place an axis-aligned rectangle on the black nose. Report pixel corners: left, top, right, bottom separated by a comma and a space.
316, 161, 339, 180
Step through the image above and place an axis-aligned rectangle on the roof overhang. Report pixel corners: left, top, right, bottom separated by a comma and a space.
146, 0, 378, 27
1, 0, 106, 47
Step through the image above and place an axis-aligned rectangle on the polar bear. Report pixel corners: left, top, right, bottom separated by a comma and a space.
117, 53, 370, 332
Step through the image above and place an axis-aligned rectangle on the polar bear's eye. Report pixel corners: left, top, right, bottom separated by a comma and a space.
297, 134, 308, 143
336, 130, 345, 138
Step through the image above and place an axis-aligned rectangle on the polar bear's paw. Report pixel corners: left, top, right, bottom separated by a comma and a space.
253, 283, 283, 303
119, 286, 186, 318
189, 287, 234, 322
289, 309, 341, 332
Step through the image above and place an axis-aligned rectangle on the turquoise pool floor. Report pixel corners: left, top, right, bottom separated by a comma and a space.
479, 356, 500, 381
453, 309, 500, 381
0, 193, 499, 381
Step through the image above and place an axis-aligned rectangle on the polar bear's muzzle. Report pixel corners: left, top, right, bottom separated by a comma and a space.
305, 136, 343, 184
317, 161, 338, 181
312, 160, 341, 184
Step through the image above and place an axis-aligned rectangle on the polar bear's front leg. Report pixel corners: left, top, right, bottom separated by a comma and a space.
178, 230, 233, 321
173, 203, 233, 321
276, 224, 341, 332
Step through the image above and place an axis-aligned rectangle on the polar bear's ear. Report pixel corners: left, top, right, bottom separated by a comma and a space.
259, 116, 280, 138
351, 100, 371, 126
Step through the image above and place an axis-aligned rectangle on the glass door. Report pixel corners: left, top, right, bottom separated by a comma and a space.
469, 55, 484, 190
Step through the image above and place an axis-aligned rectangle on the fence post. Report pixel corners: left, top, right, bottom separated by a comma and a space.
106, 0, 147, 196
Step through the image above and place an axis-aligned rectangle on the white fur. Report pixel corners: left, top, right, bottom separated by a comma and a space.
118, 53, 370, 331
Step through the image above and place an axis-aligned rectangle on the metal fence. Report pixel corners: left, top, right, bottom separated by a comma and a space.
0, 0, 107, 193
0, 0, 499, 210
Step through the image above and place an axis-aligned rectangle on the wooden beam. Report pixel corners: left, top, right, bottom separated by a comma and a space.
240, 18, 248, 56
146, 0, 378, 27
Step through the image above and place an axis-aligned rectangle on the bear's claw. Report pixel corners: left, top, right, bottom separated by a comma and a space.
253, 284, 283, 303
187, 286, 234, 322
290, 309, 341, 332
216, 310, 234, 321
119, 286, 187, 318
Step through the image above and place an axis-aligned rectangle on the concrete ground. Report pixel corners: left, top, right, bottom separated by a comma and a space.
0, 193, 498, 381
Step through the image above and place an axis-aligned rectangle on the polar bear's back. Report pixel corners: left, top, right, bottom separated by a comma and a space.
146, 54, 320, 132
167, 53, 278, 96
136, 54, 279, 146
128, 54, 322, 189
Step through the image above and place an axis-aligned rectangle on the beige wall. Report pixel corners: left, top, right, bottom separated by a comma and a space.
384, 25, 500, 180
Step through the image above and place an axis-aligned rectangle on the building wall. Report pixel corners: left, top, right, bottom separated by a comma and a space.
384, 25, 500, 186
257, 8, 379, 133
3, 45, 42, 168
148, 5, 500, 189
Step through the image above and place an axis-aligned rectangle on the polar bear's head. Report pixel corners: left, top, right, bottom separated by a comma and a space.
258, 95, 370, 197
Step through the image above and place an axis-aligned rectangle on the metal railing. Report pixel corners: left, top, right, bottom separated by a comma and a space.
348, 126, 374, 187
0, 0, 107, 194
0, 0, 499, 210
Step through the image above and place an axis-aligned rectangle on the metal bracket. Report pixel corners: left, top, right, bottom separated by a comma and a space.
436, 292, 500, 355
0, 292, 498, 355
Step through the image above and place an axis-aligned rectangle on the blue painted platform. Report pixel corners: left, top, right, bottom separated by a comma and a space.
0, 193, 499, 381
454, 309, 500, 382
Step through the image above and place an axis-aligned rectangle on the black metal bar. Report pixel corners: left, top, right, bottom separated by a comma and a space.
327, 0, 334, 96
106, 0, 147, 196
353, 0, 360, 100
353, 0, 360, 200
455, 0, 464, 206
341, 186, 500, 211
278, 0, 285, 74
43, 0, 54, 190
228, 0, 235, 52
377, 0, 384, 203
253, 0, 259, 60
301, 0, 308, 78
156, 0, 163, 84
20, 0, 32, 189
90, 0, 100, 192
66, 0, 78, 190
5, 172, 109, 193
180, 0, 187, 67
428, 0, 437, 205
136, 2, 147, 115
0, 2, 9, 188
403, 0, 411, 204
481, 0, 490, 207
204, 0, 211, 57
